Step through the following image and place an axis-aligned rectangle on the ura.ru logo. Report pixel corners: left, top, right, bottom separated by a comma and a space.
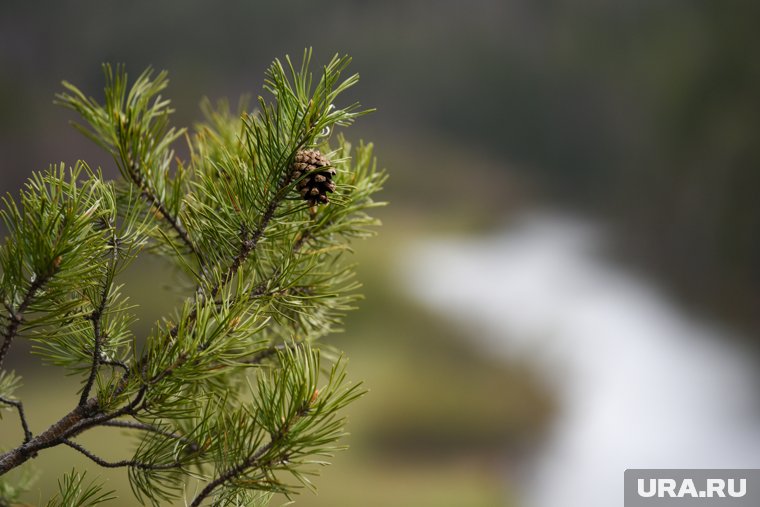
638, 478, 746, 498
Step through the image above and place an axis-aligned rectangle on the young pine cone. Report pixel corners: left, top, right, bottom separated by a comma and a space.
290, 149, 336, 206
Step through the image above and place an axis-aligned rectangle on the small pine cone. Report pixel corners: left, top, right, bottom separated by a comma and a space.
290, 149, 337, 206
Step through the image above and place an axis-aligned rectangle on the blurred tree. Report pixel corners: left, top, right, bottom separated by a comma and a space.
0, 51, 385, 506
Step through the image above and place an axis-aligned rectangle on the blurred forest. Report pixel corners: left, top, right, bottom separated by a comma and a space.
1, 0, 758, 334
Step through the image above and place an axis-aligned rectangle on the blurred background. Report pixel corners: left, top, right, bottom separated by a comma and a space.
2, 1, 760, 505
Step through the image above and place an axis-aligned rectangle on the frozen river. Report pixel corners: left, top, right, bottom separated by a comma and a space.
400, 213, 760, 507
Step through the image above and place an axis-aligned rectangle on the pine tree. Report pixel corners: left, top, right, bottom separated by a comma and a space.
0, 50, 385, 506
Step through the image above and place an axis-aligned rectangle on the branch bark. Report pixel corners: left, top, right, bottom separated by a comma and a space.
0, 396, 32, 444
62, 439, 184, 470
80, 234, 119, 406
0, 272, 49, 369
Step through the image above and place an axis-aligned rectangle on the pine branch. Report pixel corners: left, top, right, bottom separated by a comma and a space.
0, 399, 98, 474
0, 270, 51, 369
79, 230, 119, 406
56, 65, 202, 267
189, 440, 276, 507
100, 359, 129, 374
61, 439, 182, 471
122, 156, 201, 263
1, 52, 382, 504
166, 175, 290, 342
210, 189, 281, 299
133, 190, 284, 387
187, 346, 363, 505
0, 385, 147, 475
243, 343, 300, 365
99, 420, 199, 452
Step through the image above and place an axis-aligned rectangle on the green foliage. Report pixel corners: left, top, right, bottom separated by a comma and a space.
46, 470, 116, 507
0, 50, 384, 505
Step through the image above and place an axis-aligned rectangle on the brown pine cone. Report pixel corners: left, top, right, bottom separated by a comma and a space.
290, 149, 337, 206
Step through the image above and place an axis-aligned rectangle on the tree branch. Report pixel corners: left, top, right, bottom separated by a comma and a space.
169, 178, 290, 343
61, 439, 183, 470
247, 215, 323, 299
189, 440, 276, 507
100, 420, 199, 452
122, 151, 202, 265
0, 174, 294, 479
189, 389, 312, 507
0, 396, 32, 444
0, 187, 282, 476
209, 195, 278, 300
0, 383, 146, 475
80, 234, 119, 406
243, 343, 299, 365
0, 272, 49, 369
101, 358, 129, 374
0, 397, 98, 474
